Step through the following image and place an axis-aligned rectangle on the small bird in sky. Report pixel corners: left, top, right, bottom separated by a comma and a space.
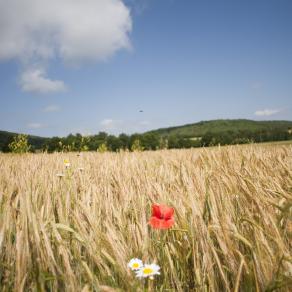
139, 110, 144, 113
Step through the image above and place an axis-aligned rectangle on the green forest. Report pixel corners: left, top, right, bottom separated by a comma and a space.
1, 119, 292, 153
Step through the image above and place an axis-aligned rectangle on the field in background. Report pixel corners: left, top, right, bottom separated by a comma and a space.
0, 145, 291, 291
256, 140, 292, 146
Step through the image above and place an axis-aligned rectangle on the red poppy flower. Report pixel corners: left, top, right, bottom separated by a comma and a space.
148, 204, 175, 229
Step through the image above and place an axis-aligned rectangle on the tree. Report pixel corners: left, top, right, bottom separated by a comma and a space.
8, 134, 31, 153
141, 133, 160, 150
131, 139, 144, 151
98, 143, 108, 153
168, 135, 179, 149
159, 137, 168, 149
45, 137, 63, 152
118, 133, 130, 150
107, 135, 122, 152
80, 135, 90, 151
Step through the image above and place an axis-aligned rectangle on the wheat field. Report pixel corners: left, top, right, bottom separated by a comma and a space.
0, 145, 291, 291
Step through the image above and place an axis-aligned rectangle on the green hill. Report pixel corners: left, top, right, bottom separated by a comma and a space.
147, 119, 292, 138
1, 119, 292, 152
0, 130, 48, 152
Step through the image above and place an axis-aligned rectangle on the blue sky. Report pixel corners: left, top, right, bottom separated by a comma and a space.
0, 0, 291, 137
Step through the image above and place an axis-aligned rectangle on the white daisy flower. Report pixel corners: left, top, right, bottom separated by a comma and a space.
64, 159, 70, 168
135, 263, 160, 278
127, 258, 143, 271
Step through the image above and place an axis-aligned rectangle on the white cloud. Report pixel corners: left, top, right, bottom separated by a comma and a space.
254, 109, 282, 116
140, 120, 150, 126
0, 0, 132, 63
43, 105, 61, 112
0, 0, 132, 92
99, 119, 153, 134
20, 68, 66, 94
27, 123, 44, 129
100, 119, 121, 130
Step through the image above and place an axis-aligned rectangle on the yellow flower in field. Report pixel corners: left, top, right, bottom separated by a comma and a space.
64, 159, 70, 168
127, 258, 143, 271
135, 263, 160, 278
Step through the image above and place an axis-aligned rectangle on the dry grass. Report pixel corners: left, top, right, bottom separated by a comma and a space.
0, 144, 291, 291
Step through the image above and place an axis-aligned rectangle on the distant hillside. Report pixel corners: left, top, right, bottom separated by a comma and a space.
1, 119, 292, 152
147, 119, 292, 138
0, 130, 48, 152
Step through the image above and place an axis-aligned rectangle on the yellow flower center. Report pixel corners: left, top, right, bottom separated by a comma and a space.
132, 263, 139, 268
143, 268, 154, 275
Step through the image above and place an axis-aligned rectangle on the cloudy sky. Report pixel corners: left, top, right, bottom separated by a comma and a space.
0, 0, 291, 137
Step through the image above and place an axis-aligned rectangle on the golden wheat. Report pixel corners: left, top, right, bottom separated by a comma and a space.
0, 144, 291, 291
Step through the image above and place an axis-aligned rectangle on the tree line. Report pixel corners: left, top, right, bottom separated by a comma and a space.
2, 127, 291, 153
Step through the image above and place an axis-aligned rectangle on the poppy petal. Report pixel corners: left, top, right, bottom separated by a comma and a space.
148, 217, 164, 229
161, 206, 174, 220
148, 217, 175, 229
152, 204, 162, 218
163, 217, 175, 229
